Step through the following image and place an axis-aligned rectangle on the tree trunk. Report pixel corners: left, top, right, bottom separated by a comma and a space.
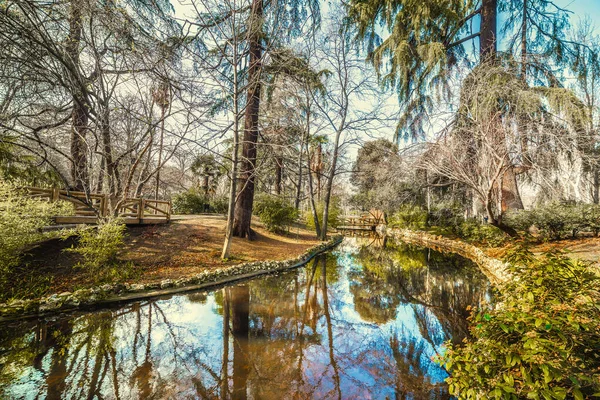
305, 138, 321, 238
203, 173, 210, 196
593, 167, 599, 204
521, 0, 528, 79
294, 130, 306, 210
315, 144, 322, 201
232, 0, 263, 239
101, 106, 116, 196
274, 156, 283, 195
480, 0, 525, 215
320, 128, 342, 241
479, 0, 497, 62
154, 107, 165, 200
67, 0, 88, 191
500, 168, 524, 213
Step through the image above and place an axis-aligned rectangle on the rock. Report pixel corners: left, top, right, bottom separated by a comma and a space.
113, 284, 126, 293
130, 284, 145, 291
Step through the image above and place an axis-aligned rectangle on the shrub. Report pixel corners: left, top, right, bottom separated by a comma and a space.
65, 219, 127, 273
505, 202, 600, 240
457, 219, 508, 247
440, 247, 600, 399
388, 204, 428, 230
254, 195, 298, 233
427, 203, 465, 233
0, 181, 72, 276
172, 188, 227, 214
304, 197, 342, 231
210, 196, 229, 214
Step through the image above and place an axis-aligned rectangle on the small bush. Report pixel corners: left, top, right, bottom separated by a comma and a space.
456, 219, 508, 247
172, 188, 227, 214
440, 247, 600, 399
505, 202, 600, 240
0, 181, 72, 279
428, 203, 466, 233
304, 197, 342, 231
65, 219, 127, 273
254, 195, 298, 233
388, 204, 428, 230
210, 196, 228, 214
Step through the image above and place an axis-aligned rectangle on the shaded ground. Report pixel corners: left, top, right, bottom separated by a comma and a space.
18, 215, 319, 297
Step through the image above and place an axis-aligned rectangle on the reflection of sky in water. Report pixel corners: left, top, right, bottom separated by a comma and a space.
1, 240, 485, 399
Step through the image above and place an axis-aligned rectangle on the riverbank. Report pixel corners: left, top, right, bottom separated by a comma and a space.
380, 226, 511, 284
1, 232, 342, 320
16, 215, 319, 297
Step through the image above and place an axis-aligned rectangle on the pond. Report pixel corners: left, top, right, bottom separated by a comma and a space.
0, 237, 490, 399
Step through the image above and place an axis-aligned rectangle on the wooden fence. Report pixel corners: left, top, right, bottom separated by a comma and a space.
25, 187, 171, 225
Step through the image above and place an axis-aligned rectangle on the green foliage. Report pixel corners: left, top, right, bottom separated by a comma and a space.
440, 247, 600, 399
254, 195, 299, 233
389, 203, 507, 247
0, 181, 72, 282
346, 0, 474, 138
427, 203, 465, 232
506, 202, 600, 240
172, 188, 227, 214
456, 219, 509, 248
388, 204, 428, 230
65, 219, 127, 274
304, 197, 342, 231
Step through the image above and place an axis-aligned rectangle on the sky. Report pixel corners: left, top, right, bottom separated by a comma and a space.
560, 0, 600, 24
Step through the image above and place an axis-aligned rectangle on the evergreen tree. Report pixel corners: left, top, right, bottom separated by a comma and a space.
347, 0, 595, 218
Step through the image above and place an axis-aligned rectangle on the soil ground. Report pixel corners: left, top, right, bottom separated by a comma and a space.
18, 215, 320, 297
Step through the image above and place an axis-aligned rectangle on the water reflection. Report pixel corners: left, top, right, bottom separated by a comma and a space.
0, 238, 489, 399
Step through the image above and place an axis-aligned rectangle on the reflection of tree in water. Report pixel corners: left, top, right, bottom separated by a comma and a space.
352, 240, 489, 344
0, 241, 487, 399
387, 330, 451, 400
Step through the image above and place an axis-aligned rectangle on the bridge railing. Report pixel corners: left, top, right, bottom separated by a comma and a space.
23, 187, 170, 224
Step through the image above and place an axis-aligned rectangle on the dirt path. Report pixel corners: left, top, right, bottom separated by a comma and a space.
121, 215, 319, 279
22, 215, 320, 295
528, 237, 600, 265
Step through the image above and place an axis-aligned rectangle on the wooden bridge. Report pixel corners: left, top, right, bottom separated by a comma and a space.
25, 187, 171, 225
336, 209, 386, 235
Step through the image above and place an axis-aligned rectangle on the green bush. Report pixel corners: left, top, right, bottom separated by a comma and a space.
457, 219, 508, 247
388, 204, 428, 230
505, 202, 600, 240
172, 188, 227, 214
254, 195, 299, 233
440, 247, 600, 399
0, 181, 72, 276
304, 197, 342, 231
65, 219, 127, 273
428, 203, 466, 233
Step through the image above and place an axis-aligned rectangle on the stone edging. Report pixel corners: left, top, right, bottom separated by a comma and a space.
378, 226, 511, 284
0, 236, 343, 321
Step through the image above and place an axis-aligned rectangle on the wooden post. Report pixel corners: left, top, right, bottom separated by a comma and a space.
139, 199, 145, 221
101, 194, 108, 217
52, 188, 59, 203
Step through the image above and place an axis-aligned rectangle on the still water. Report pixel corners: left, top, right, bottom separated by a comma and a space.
0, 238, 489, 399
